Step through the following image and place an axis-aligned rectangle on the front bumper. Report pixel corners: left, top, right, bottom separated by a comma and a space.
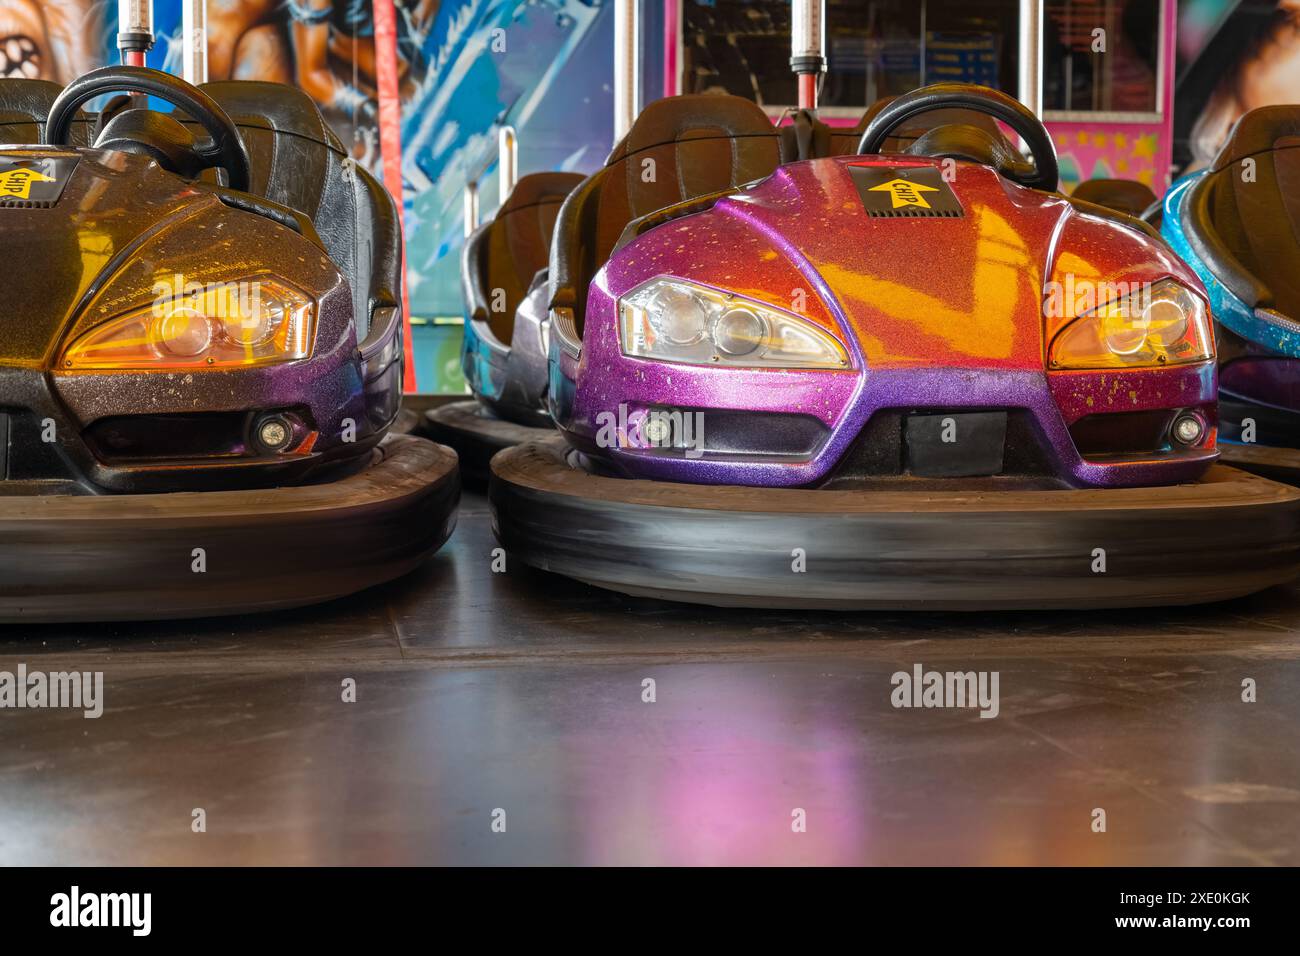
0, 433, 459, 622
557, 358, 1217, 489
0, 355, 381, 493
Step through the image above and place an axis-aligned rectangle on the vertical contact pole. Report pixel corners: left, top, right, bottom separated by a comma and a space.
1155, 0, 1177, 190
664, 0, 680, 98
463, 183, 479, 238
498, 126, 518, 202
182, 0, 208, 85
1018, 0, 1043, 118
791, 0, 825, 111
614, 0, 640, 142
372, 0, 417, 392
117, 0, 154, 67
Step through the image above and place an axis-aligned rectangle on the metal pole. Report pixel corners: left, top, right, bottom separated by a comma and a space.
463, 183, 479, 238
182, 0, 208, 84
614, 0, 640, 141
1017, 0, 1043, 117
664, 0, 681, 98
117, 0, 154, 67
790, 0, 825, 111
498, 126, 518, 202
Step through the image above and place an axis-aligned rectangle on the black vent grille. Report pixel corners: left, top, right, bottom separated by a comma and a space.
866, 207, 962, 219
0, 198, 53, 209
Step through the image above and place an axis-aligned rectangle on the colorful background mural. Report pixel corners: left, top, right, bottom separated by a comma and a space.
1, 0, 1299, 391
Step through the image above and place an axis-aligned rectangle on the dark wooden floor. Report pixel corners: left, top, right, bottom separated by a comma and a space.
1, 488, 1298, 865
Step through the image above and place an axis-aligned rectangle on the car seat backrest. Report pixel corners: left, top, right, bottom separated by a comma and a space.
605, 93, 781, 229
829, 96, 1003, 157
1192, 106, 1300, 321
194, 81, 338, 223
1070, 178, 1158, 217
0, 78, 92, 145
550, 93, 781, 335
477, 171, 584, 344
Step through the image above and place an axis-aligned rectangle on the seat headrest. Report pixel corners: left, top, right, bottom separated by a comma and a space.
198, 80, 336, 150
830, 96, 1003, 156
606, 93, 777, 165
0, 78, 97, 146
1211, 105, 1300, 172
1070, 178, 1159, 217
499, 171, 585, 215
0, 78, 62, 125
904, 124, 1024, 172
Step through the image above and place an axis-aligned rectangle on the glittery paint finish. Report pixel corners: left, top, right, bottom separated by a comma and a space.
556, 155, 1214, 488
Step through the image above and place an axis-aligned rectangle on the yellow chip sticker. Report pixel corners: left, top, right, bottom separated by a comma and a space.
0, 166, 56, 200
868, 178, 940, 209
849, 164, 964, 218
0, 156, 77, 204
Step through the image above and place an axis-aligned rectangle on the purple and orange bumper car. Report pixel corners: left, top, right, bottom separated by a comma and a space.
490, 84, 1300, 609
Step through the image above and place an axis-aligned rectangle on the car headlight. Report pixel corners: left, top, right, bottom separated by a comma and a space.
61, 276, 315, 370
618, 277, 848, 369
1048, 279, 1212, 370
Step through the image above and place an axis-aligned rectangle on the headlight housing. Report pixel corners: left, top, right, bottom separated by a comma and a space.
61, 275, 315, 371
1048, 279, 1212, 371
618, 277, 849, 369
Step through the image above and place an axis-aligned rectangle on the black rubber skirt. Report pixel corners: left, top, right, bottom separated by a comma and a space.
491, 437, 1300, 610
0, 434, 460, 622
1219, 443, 1300, 486
424, 399, 553, 483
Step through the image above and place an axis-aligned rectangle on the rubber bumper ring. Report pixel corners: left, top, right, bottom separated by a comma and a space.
0, 433, 460, 622
424, 399, 553, 484
490, 437, 1300, 610
1218, 443, 1300, 487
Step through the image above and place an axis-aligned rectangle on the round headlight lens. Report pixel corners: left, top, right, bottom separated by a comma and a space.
221, 305, 279, 348
213, 284, 280, 348
713, 308, 766, 356
155, 308, 212, 357
647, 285, 708, 345
1143, 296, 1190, 350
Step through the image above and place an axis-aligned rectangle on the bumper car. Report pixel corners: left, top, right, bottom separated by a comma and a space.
490, 84, 1300, 610
1162, 105, 1300, 483
424, 171, 582, 481
0, 67, 459, 621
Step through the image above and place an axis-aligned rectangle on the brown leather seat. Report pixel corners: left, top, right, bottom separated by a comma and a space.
549, 93, 782, 335
1183, 106, 1300, 322
1071, 178, 1158, 217
464, 171, 583, 343
778, 97, 1005, 162
0, 78, 92, 144
828, 97, 1004, 157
